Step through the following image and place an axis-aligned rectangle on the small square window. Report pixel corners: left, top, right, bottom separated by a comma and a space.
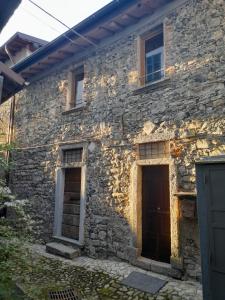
63, 148, 83, 163
139, 25, 164, 85
138, 141, 169, 159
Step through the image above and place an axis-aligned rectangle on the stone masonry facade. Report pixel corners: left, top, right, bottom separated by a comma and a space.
1, 0, 225, 281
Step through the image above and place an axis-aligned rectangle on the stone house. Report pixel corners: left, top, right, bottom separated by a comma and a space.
0, 0, 224, 281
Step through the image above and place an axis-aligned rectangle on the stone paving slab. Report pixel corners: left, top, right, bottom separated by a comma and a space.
122, 271, 167, 294
32, 244, 203, 300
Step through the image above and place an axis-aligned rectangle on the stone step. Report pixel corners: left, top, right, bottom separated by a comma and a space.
46, 242, 80, 259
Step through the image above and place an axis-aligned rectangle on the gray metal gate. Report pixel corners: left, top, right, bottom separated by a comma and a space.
196, 157, 225, 300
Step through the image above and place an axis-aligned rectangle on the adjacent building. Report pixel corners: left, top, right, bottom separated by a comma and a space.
0, 32, 47, 143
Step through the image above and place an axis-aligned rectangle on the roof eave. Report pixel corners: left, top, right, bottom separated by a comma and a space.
12, 0, 137, 73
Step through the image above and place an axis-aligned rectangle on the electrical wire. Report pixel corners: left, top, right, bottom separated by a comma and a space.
27, 0, 98, 47
22, 7, 85, 48
22, 7, 63, 35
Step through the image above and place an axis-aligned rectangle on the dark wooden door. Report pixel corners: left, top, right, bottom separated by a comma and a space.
196, 163, 225, 300
62, 168, 81, 240
141, 165, 171, 263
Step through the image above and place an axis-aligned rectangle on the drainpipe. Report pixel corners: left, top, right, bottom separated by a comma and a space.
0, 75, 3, 103
6, 95, 15, 164
5, 44, 15, 66
0, 76, 3, 179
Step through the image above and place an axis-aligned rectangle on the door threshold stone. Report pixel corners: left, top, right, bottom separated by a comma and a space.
132, 256, 182, 279
53, 235, 83, 248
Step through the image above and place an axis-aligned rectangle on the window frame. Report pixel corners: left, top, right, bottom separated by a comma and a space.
138, 25, 165, 86
66, 66, 85, 111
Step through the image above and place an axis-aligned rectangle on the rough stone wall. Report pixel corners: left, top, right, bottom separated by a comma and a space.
0, 99, 11, 143
1, 0, 225, 280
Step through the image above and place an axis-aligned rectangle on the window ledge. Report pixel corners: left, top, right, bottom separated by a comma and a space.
174, 191, 197, 200
62, 104, 86, 115
132, 77, 170, 96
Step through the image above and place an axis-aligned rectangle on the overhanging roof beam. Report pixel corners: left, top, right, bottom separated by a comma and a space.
99, 26, 115, 35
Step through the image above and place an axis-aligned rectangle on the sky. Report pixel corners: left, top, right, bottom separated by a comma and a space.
0, 0, 112, 46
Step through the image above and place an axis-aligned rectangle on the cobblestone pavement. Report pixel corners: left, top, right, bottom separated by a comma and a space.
32, 244, 202, 300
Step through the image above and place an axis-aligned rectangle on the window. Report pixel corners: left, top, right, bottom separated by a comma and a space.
139, 25, 164, 85
67, 66, 84, 110
63, 148, 83, 163
74, 71, 84, 107
138, 141, 169, 159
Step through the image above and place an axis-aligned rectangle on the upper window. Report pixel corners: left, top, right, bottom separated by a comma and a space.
67, 66, 84, 110
139, 25, 164, 85
74, 71, 84, 107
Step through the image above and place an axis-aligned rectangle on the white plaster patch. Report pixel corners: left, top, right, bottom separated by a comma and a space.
143, 121, 156, 135
88, 142, 96, 152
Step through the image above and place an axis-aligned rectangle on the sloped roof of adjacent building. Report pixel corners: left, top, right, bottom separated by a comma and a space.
0, 32, 48, 63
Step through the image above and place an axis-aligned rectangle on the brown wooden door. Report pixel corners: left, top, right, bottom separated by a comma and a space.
62, 168, 81, 240
141, 165, 171, 263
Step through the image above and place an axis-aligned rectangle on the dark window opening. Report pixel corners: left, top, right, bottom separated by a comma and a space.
63, 148, 83, 164
139, 141, 169, 160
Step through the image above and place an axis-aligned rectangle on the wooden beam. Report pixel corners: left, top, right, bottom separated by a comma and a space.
56, 42, 86, 56
29, 66, 44, 72
122, 13, 140, 21
58, 50, 74, 55
99, 26, 115, 35
47, 57, 62, 63
22, 68, 36, 75
0, 62, 25, 86
85, 36, 99, 45
38, 61, 52, 66
110, 21, 125, 30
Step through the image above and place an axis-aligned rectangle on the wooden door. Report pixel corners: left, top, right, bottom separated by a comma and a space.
141, 165, 171, 263
196, 163, 225, 300
62, 168, 81, 240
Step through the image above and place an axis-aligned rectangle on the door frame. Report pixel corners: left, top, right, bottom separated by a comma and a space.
130, 157, 181, 265
53, 142, 87, 246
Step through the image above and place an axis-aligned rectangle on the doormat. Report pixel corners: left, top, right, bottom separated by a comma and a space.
121, 271, 167, 294
48, 288, 81, 300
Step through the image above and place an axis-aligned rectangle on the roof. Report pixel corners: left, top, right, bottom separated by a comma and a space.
2, 0, 172, 102
0, 0, 21, 31
13, 0, 172, 77
0, 32, 48, 63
